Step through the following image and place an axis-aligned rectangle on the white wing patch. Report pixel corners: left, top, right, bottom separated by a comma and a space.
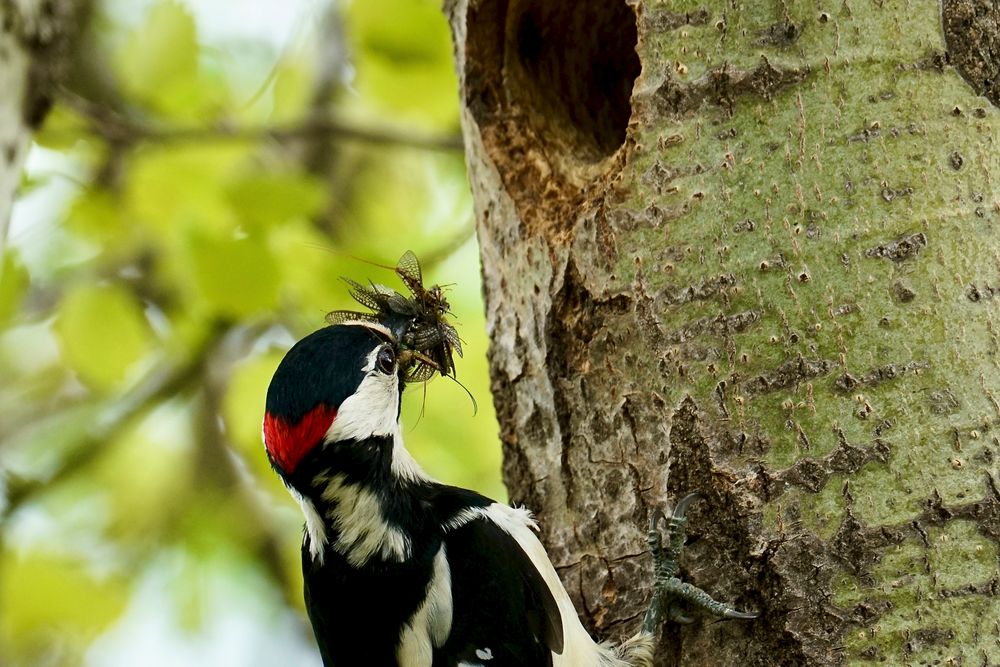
320, 474, 412, 567
397, 545, 453, 665
475, 647, 494, 660
443, 504, 538, 534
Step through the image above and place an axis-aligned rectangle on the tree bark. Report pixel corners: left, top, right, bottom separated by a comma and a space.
0, 0, 85, 262
446, 1, 1000, 665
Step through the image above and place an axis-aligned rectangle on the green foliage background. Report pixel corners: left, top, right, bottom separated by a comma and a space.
0, 1, 501, 664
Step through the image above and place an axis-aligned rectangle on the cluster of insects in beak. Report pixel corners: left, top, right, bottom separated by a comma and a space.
325, 250, 464, 385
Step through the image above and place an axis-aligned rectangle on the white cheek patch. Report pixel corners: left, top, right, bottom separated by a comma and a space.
325, 347, 399, 443
323, 346, 431, 483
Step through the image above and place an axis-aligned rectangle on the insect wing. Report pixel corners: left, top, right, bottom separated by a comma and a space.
387, 291, 420, 316
441, 338, 457, 377
340, 278, 385, 313
325, 310, 383, 326
395, 250, 425, 298
331, 251, 465, 383
405, 323, 441, 350
345, 278, 406, 315
405, 363, 438, 383
441, 322, 463, 357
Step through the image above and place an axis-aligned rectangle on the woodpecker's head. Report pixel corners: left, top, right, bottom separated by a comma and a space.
263, 324, 404, 490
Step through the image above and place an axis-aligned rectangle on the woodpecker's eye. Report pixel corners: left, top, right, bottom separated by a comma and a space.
376, 346, 396, 374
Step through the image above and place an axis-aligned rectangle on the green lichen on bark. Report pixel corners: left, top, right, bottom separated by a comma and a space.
621, 2, 1000, 663
449, 0, 1000, 663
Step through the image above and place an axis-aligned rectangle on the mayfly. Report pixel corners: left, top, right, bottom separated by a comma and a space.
326, 250, 463, 383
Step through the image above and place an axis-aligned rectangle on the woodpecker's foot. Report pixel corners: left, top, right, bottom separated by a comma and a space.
642, 493, 757, 633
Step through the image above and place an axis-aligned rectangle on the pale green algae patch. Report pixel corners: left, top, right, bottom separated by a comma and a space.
834, 521, 998, 664
762, 473, 847, 540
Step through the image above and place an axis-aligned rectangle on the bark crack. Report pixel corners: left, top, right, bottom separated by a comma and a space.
650, 56, 810, 118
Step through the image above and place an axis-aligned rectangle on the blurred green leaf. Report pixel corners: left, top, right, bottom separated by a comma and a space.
33, 104, 91, 150
347, 0, 459, 126
350, 0, 451, 64
352, 58, 459, 126
339, 152, 439, 249
125, 143, 248, 236
225, 171, 327, 229
65, 189, 132, 252
0, 551, 128, 643
116, 1, 200, 115
269, 222, 351, 317
93, 402, 194, 540
186, 230, 280, 318
54, 283, 155, 392
119, 1, 198, 89
179, 487, 267, 561
271, 60, 315, 123
0, 251, 29, 326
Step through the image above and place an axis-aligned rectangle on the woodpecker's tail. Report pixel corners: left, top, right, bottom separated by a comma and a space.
595, 631, 655, 667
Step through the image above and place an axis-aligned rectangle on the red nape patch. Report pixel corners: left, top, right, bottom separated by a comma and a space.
263, 404, 337, 475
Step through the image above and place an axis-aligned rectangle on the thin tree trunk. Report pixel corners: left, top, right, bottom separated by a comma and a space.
0, 0, 85, 267
447, 1, 1000, 664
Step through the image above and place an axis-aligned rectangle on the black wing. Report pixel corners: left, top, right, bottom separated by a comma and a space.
437, 516, 564, 666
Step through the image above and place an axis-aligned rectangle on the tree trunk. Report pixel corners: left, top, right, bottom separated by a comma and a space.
446, 1, 1000, 665
0, 0, 84, 261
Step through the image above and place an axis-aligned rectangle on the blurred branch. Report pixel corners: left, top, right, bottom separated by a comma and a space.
1, 321, 226, 517
1, 319, 306, 623
296, 0, 350, 173
59, 90, 464, 153
299, 0, 352, 237
16, 250, 171, 322
194, 324, 304, 612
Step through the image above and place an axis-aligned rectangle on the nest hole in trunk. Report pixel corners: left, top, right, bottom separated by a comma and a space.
466, 0, 640, 174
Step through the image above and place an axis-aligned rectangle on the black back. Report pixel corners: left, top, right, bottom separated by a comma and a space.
303, 483, 564, 666
304, 530, 442, 666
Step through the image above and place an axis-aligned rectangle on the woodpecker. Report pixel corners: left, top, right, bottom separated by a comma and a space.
263, 322, 755, 666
